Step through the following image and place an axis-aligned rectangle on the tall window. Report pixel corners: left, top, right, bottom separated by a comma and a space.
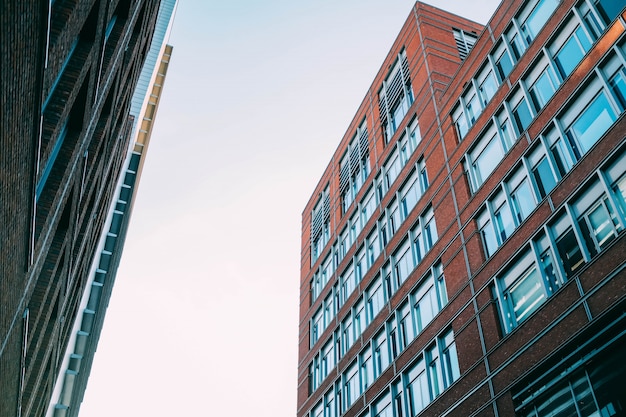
311, 187, 331, 265
379, 50, 414, 143
340, 123, 370, 213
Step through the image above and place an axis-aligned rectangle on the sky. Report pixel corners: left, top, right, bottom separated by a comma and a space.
80, 1, 500, 416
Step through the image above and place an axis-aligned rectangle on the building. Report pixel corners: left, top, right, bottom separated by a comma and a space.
0, 1, 176, 416
298, 1, 626, 417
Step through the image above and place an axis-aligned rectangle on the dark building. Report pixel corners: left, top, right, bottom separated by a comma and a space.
0, 1, 174, 416
299, 1, 626, 417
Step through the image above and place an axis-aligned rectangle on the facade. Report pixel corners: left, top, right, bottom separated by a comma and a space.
298, 1, 626, 417
0, 1, 175, 416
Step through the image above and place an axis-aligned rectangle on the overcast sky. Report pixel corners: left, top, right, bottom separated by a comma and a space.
80, 1, 500, 416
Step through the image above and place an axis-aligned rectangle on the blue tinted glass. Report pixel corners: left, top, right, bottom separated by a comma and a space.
523, 0, 560, 42
496, 50, 514, 80
513, 98, 533, 132
555, 36, 585, 77
570, 92, 616, 153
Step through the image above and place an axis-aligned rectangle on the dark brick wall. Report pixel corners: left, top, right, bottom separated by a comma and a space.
0, 0, 160, 415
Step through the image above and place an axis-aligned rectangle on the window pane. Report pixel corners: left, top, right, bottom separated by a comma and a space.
556, 228, 585, 277
481, 220, 499, 257
509, 267, 546, 323
513, 97, 533, 132
511, 179, 536, 222
480, 71, 498, 105
554, 27, 591, 78
496, 49, 514, 80
567, 92, 617, 154
609, 70, 626, 109
529, 66, 559, 110
474, 136, 504, 185
532, 156, 558, 197
494, 200, 515, 241
522, 0, 559, 42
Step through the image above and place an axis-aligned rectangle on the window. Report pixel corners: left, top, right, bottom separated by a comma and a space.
361, 187, 377, 226
366, 275, 385, 323
412, 266, 447, 332
384, 150, 402, 191
367, 230, 381, 268
341, 263, 357, 305
373, 391, 393, 417
494, 249, 553, 331
509, 87, 533, 133
477, 64, 499, 106
399, 166, 424, 219
492, 40, 515, 81
514, 342, 626, 417
379, 50, 414, 142
344, 362, 360, 409
527, 143, 558, 198
549, 18, 593, 78
518, 0, 560, 44
477, 167, 539, 258
468, 126, 505, 190
397, 302, 415, 350
453, 29, 477, 60
311, 187, 331, 265
312, 308, 324, 347
406, 357, 429, 416
508, 167, 537, 223
361, 345, 374, 391
526, 59, 560, 111
393, 240, 413, 286
373, 329, 390, 377
571, 180, 623, 256
340, 122, 370, 213
453, 106, 469, 139
320, 339, 336, 383
563, 88, 617, 156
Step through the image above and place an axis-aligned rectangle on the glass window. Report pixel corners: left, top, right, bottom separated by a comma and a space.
440, 330, 461, 385
493, 191, 516, 242
512, 95, 533, 133
400, 170, 420, 219
520, 0, 560, 43
394, 240, 413, 285
412, 274, 438, 332
361, 346, 374, 391
398, 302, 415, 350
426, 343, 443, 397
527, 64, 559, 110
493, 41, 515, 81
528, 143, 558, 198
344, 362, 360, 408
595, 0, 626, 24
478, 210, 499, 257
553, 213, 586, 278
373, 391, 393, 417
552, 25, 592, 78
564, 91, 617, 154
373, 329, 390, 376
384, 151, 402, 190
406, 357, 430, 416
453, 106, 469, 139
510, 175, 536, 222
366, 275, 385, 322
465, 90, 481, 124
478, 66, 499, 106
472, 132, 504, 188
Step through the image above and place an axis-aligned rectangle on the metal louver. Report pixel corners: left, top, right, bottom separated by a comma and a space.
311, 190, 330, 242
379, 51, 411, 125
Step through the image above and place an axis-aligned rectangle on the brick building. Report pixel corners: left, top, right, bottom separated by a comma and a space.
0, 1, 175, 416
299, 1, 626, 416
